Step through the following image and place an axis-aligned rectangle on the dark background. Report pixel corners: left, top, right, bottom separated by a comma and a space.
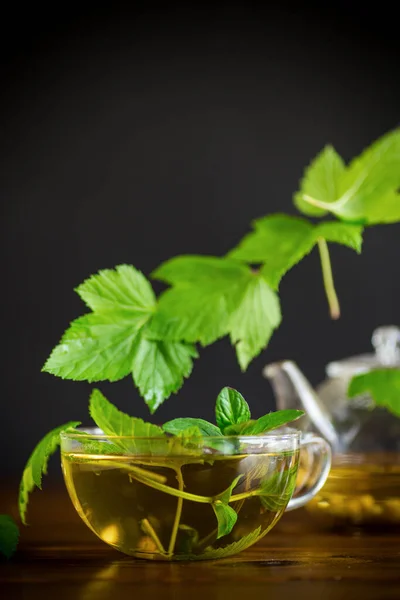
2, 3, 400, 477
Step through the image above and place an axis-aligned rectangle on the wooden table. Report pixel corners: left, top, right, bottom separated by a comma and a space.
1, 483, 400, 599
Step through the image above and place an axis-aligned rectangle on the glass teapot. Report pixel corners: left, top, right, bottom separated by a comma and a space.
264, 326, 400, 528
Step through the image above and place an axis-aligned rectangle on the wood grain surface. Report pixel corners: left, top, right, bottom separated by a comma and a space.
1, 483, 400, 600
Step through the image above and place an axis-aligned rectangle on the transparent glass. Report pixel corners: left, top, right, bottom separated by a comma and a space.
61, 428, 331, 561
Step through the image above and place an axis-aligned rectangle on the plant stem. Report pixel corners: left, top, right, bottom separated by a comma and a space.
167, 467, 184, 556
317, 238, 340, 319
141, 518, 166, 554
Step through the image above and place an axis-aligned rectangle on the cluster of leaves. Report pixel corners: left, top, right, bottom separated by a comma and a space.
18, 387, 303, 543
42, 129, 400, 411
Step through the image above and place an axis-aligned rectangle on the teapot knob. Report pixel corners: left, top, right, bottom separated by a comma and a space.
371, 326, 400, 366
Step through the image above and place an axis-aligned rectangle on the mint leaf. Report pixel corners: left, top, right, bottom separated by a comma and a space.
212, 503, 238, 539
187, 526, 261, 560
0, 515, 19, 559
19, 421, 80, 524
294, 145, 346, 217
212, 475, 243, 538
89, 389, 164, 451
163, 418, 222, 437
43, 313, 141, 382
240, 410, 304, 435
296, 129, 400, 224
258, 465, 298, 511
215, 387, 251, 433
229, 273, 281, 370
131, 337, 198, 413
76, 264, 156, 314
348, 369, 400, 417
229, 214, 362, 290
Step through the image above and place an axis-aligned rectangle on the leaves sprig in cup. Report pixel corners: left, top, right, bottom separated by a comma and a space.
17, 388, 303, 559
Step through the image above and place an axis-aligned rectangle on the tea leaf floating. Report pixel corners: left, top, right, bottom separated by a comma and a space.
0, 515, 19, 559
19, 421, 81, 524
176, 526, 262, 561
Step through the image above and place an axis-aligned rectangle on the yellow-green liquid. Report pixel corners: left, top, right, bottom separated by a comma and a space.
306, 454, 400, 528
62, 451, 297, 560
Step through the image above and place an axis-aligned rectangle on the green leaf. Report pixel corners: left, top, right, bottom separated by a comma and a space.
240, 410, 304, 435
148, 285, 230, 346
294, 145, 346, 217
176, 526, 262, 560
43, 313, 142, 382
258, 465, 298, 511
212, 475, 243, 538
149, 257, 250, 346
0, 515, 19, 559
229, 214, 363, 290
76, 264, 156, 314
215, 387, 251, 433
212, 503, 238, 539
229, 215, 315, 288
131, 337, 198, 413
297, 130, 400, 224
152, 256, 250, 286
229, 273, 281, 371
314, 221, 363, 253
163, 418, 222, 437
348, 369, 400, 417
19, 422, 80, 524
89, 389, 164, 452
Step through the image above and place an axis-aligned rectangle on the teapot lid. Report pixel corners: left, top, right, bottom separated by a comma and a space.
326, 325, 400, 378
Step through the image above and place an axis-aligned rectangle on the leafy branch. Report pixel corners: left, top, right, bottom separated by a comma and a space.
41, 129, 400, 409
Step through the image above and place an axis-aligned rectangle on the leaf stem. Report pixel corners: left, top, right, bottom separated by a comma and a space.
167, 467, 184, 556
317, 238, 340, 320
141, 518, 166, 554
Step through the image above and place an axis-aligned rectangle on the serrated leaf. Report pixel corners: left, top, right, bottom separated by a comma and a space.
294, 145, 346, 217
229, 214, 363, 289
152, 255, 250, 286
176, 526, 262, 560
348, 369, 400, 416
43, 313, 141, 382
131, 337, 198, 413
89, 389, 164, 452
240, 410, 304, 435
215, 387, 251, 433
229, 273, 281, 371
163, 418, 222, 437
76, 264, 156, 313
314, 221, 363, 253
297, 130, 400, 224
0, 515, 19, 559
148, 285, 230, 346
19, 421, 80, 524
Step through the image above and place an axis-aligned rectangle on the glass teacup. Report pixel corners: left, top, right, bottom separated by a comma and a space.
61, 428, 331, 560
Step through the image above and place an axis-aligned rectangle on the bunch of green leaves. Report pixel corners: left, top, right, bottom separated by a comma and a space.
348, 368, 400, 417
42, 129, 400, 411
19, 387, 303, 549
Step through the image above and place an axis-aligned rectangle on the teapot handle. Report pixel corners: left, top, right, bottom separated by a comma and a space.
286, 432, 331, 511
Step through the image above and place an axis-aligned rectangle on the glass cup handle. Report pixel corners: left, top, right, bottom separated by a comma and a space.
286, 432, 332, 511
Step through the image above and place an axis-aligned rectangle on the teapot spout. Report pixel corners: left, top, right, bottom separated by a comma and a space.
263, 361, 340, 451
